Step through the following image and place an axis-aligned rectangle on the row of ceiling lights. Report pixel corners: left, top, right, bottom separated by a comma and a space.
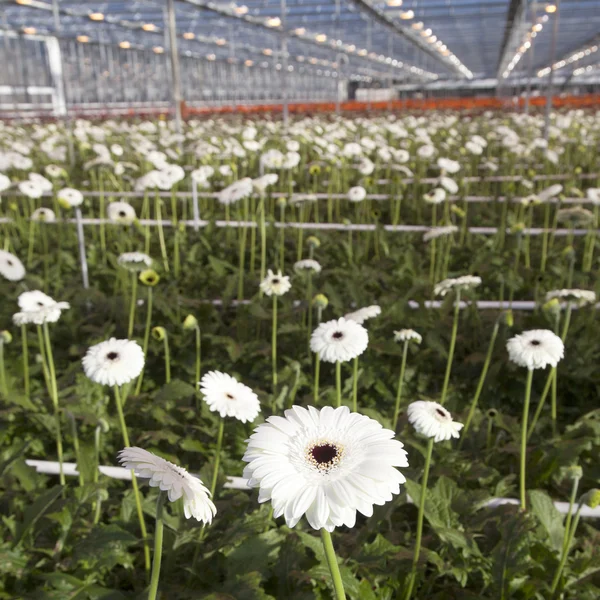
573, 62, 599, 77
537, 41, 599, 77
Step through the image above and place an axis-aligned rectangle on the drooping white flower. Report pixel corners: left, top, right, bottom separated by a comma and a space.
437, 158, 460, 174
13, 290, 69, 325
243, 405, 409, 531
118, 447, 216, 523
394, 329, 422, 344
0, 250, 25, 281
117, 252, 152, 271
31, 207, 56, 222
434, 275, 482, 297
82, 338, 145, 386
423, 188, 447, 204
294, 259, 322, 274
423, 225, 458, 242
310, 317, 369, 363
347, 186, 367, 203
439, 176, 459, 194
260, 269, 291, 296
252, 174, 278, 193
537, 184, 563, 202
219, 178, 253, 205
107, 201, 136, 224
57, 188, 84, 208
199, 371, 260, 423
344, 305, 381, 325
357, 157, 374, 176
407, 401, 463, 442
545, 289, 596, 306
506, 329, 564, 370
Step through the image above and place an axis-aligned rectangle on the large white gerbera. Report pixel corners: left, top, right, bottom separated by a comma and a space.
57, 188, 84, 208
118, 447, 216, 523
545, 289, 596, 306
506, 329, 564, 370
252, 174, 278, 193
199, 371, 260, 423
394, 329, 422, 344
586, 188, 600, 205
243, 405, 409, 531
310, 317, 369, 363
439, 176, 459, 194
407, 401, 463, 442
344, 305, 381, 325
107, 201, 136, 224
434, 275, 482, 297
18, 180, 44, 199
13, 290, 69, 325
260, 269, 291, 296
347, 186, 367, 203
118, 252, 152, 271
0, 173, 11, 192
29, 173, 53, 192
219, 178, 253, 205
0, 250, 25, 281
437, 157, 460, 174
82, 338, 145, 386
294, 259, 322, 274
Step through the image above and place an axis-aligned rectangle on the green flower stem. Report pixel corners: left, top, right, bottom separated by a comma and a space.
519, 369, 534, 511
440, 290, 460, 406
429, 204, 437, 285
561, 475, 580, 558
392, 340, 409, 430
314, 352, 320, 403
148, 492, 166, 600
195, 325, 201, 384
540, 202, 551, 272
550, 502, 583, 597
141, 191, 151, 255
523, 206, 533, 269
68, 413, 84, 487
351, 357, 359, 413
237, 196, 249, 301
21, 325, 29, 398
99, 175, 106, 264
527, 368, 556, 440
335, 361, 342, 407
279, 203, 285, 269
210, 419, 225, 499
0, 341, 7, 398
93, 424, 103, 524
259, 197, 267, 285
272, 295, 278, 393
297, 206, 305, 262
163, 332, 171, 384
26, 220, 36, 267
405, 437, 434, 600
485, 415, 494, 451
134, 287, 153, 395
249, 196, 257, 274
320, 529, 347, 600
128, 272, 138, 339
43, 323, 65, 487
155, 192, 170, 273
36, 326, 52, 394
460, 319, 500, 441
173, 227, 181, 278
306, 273, 313, 346
114, 385, 151, 573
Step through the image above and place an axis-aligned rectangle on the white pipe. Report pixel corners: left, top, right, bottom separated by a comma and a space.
408, 300, 600, 311
24, 460, 600, 517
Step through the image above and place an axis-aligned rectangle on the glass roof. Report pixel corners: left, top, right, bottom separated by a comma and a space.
4, 0, 600, 83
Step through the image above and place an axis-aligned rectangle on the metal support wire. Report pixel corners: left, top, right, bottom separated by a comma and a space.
544, 0, 561, 139
166, 0, 183, 136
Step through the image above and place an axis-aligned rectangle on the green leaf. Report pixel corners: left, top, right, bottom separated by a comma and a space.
154, 379, 197, 403
529, 489, 565, 553
14, 485, 63, 547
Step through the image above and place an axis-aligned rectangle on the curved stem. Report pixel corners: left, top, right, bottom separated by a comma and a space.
147, 492, 166, 600
405, 438, 434, 600
440, 290, 460, 406
128, 272, 138, 339
351, 357, 359, 413
335, 361, 342, 408
320, 529, 346, 600
392, 341, 409, 430
210, 419, 225, 500
114, 386, 150, 572
551, 504, 583, 596
561, 476, 580, 558
520, 369, 534, 511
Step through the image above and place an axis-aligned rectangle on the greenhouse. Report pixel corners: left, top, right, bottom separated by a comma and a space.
0, 1, 599, 599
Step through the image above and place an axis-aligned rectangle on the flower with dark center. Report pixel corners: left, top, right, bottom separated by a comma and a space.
407, 401, 463, 443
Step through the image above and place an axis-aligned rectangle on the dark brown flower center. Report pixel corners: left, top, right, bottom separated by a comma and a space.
435, 408, 447, 418
7, 260, 13, 266
226, 393, 235, 400
332, 331, 344, 340
530, 340, 541, 346
119, 211, 126, 217
311, 444, 338, 465
272, 278, 280, 284
37, 302, 44, 307
106, 352, 119, 360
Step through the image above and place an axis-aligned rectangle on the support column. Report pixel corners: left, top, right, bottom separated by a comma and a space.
166, 0, 183, 135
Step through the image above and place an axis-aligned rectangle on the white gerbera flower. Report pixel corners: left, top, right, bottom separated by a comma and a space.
357, 157, 375, 176
82, 338, 145, 386
506, 329, 564, 370
118, 447, 216, 523
310, 317, 369, 363
18, 180, 44, 199
407, 401, 463, 442
537, 184, 563, 202
191, 165, 214, 183
437, 158, 460, 174
252, 174, 278, 193
118, 252, 152, 271
394, 329, 422, 344
585, 188, 600, 205
417, 145, 435, 159
0, 173, 11, 192
13, 290, 69, 325
545, 289, 596, 306
28, 173, 53, 192
242, 405, 409, 532
294, 259, 322, 274
199, 371, 260, 423
434, 275, 482, 297
439, 176, 459, 194
57, 188, 84, 208
423, 188, 447, 204
0, 250, 25, 281
344, 305, 381, 325
342, 142, 362, 157
260, 269, 291, 296
31, 207, 56, 222
219, 178, 253, 205
465, 141, 483, 155
107, 201, 136, 224
423, 225, 458, 242
347, 186, 367, 203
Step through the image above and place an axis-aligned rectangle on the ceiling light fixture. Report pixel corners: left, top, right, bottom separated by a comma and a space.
89, 12, 104, 21
77, 35, 90, 43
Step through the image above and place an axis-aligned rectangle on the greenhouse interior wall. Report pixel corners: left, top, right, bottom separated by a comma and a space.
1, 1, 600, 599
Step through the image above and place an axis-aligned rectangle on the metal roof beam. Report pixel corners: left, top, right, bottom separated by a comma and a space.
495, 0, 529, 77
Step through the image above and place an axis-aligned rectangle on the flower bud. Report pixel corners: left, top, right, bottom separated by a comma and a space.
0, 330, 12, 344
97, 418, 110, 434
451, 205, 466, 218
139, 269, 160, 286
510, 222, 525, 234
312, 293, 328, 309
564, 465, 583, 481
309, 164, 321, 176
306, 236, 321, 249
574, 166, 582, 175
542, 297, 561, 318
152, 326, 167, 341
486, 408, 498, 420
183, 314, 198, 330
581, 489, 600, 508
276, 196, 287, 208
503, 310, 514, 328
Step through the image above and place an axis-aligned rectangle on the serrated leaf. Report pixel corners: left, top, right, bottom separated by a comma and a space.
529, 489, 565, 553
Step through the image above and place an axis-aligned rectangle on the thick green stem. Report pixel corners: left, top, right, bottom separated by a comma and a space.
155, 192, 169, 273
320, 529, 347, 600
163, 334, 171, 384
392, 341, 409, 430
21, 325, 29, 398
68, 413, 84, 487
259, 197, 267, 285
335, 361, 342, 407
128, 272, 138, 339
114, 386, 151, 572
135, 287, 153, 395
520, 369, 534, 511
429, 203, 437, 284
540, 202, 550, 272
148, 492, 166, 600
460, 320, 500, 440
195, 326, 201, 384
440, 290, 460, 406
210, 419, 225, 500
351, 357, 359, 413
0, 342, 6, 398
237, 196, 249, 301
561, 476, 580, 558
550, 504, 583, 597
272, 295, 278, 393
314, 353, 320, 403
